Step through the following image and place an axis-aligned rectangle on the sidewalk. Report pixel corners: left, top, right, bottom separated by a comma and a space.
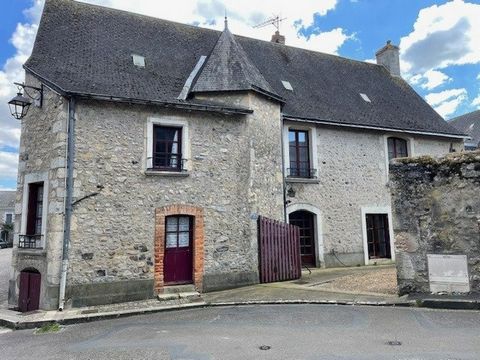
1, 265, 478, 330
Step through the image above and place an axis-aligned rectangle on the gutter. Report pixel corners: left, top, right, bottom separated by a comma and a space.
58, 97, 76, 311
283, 115, 468, 140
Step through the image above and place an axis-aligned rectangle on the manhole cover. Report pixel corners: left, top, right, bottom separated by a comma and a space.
259, 345, 271, 350
386, 340, 402, 346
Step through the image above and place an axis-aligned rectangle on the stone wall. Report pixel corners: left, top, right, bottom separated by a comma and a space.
286, 122, 463, 267
66, 91, 284, 305
9, 74, 69, 310
390, 151, 480, 294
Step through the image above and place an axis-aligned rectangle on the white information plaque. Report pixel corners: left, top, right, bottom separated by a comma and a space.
427, 254, 470, 293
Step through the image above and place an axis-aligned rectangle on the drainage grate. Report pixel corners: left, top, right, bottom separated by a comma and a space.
386, 340, 402, 346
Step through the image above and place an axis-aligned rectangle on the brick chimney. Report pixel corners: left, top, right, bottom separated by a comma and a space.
375, 40, 400, 77
271, 31, 285, 45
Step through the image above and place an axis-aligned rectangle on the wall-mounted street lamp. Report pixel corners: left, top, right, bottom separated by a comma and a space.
8, 82, 43, 120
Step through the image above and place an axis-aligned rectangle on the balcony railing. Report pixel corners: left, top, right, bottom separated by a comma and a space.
18, 234, 43, 249
287, 168, 318, 179
147, 154, 187, 172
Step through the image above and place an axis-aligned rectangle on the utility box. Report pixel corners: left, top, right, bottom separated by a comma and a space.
427, 254, 470, 293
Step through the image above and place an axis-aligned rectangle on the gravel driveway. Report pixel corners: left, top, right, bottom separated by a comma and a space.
0, 248, 12, 306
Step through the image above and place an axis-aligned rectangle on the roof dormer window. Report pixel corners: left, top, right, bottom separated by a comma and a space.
360, 93, 371, 103
282, 81, 293, 91
132, 54, 145, 68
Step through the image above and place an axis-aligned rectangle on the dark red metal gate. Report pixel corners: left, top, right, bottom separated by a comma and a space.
258, 216, 301, 283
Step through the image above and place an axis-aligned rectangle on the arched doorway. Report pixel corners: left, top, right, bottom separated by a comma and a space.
18, 268, 41, 312
289, 210, 316, 266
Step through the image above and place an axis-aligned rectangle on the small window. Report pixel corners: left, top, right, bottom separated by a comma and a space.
387, 137, 408, 160
165, 216, 192, 248
132, 54, 145, 67
5, 213, 13, 224
282, 81, 293, 91
360, 93, 371, 102
26, 183, 44, 235
288, 129, 313, 178
152, 125, 183, 171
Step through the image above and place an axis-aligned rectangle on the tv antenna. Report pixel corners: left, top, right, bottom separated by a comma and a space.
253, 15, 286, 32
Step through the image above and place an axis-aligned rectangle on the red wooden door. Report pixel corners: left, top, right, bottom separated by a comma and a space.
18, 271, 41, 312
289, 211, 316, 266
164, 216, 193, 284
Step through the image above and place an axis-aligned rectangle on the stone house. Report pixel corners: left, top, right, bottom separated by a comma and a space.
0, 191, 15, 246
9, 0, 465, 310
450, 110, 480, 150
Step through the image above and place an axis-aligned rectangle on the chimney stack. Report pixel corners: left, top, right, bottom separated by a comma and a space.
271, 30, 285, 45
375, 40, 400, 77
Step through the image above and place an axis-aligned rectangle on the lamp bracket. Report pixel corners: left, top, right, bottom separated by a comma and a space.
14, 82, 43, 107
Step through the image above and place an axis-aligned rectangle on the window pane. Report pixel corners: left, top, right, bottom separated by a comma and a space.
166, 217, 178, 231
288, 131, 295, 142
298, 132, 306, 143
178, 232, 189, 247
179, 217, 190, 231
166, 233, 177, 248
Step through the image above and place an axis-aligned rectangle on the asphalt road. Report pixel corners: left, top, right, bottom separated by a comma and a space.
0, 248, 11, 306
1, 304, 479, 359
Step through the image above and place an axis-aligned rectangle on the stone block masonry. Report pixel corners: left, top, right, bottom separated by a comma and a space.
390, 150, 480, 295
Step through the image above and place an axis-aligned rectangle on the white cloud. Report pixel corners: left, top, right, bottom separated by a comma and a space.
424, 88, 467, 118
408, 69, 451, 91
400, 1, 480, 107
472, 94, 480, 108
0, 1, 42, 150
400, 0, 480, 75
0, 151, 19, 181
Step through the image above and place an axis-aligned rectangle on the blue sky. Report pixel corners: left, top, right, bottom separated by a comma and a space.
0, 0, 479, 190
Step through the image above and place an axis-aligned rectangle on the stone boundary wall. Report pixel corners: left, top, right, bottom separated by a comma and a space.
390, 151, 480, 295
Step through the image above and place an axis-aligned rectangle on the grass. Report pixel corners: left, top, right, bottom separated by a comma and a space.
35, 322, 61, 334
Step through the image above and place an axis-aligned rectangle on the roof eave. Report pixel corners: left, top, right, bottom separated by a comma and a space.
24, 66, 253, 115
283, 114, 468, 139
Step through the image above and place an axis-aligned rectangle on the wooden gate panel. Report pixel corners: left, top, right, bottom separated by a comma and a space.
258, 216, 301, 283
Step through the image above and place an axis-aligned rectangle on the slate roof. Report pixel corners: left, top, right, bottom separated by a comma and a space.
25, 0, 464, 137
192, 26, 280, 99
449, 110, 480, 148
0, 191, 15, 210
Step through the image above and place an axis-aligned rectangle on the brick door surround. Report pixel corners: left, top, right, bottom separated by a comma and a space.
154, 205, 204, 293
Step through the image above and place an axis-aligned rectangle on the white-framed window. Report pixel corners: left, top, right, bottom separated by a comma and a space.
146, 117, 190, 173
283, 124, 318, 180
19, 172, 49, 249
383, 134, 414, 179
4, 213, 14, 224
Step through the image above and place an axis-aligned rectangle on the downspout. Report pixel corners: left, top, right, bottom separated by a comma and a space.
58, 96, 76, 311
280, 114, 287, 223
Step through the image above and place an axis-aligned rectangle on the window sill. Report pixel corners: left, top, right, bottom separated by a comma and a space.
16, 248, 46, 256
144, 170, 190, 177
286, 177, 320, 184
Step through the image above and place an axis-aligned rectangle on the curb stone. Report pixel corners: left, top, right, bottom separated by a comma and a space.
2, 298, 479, 331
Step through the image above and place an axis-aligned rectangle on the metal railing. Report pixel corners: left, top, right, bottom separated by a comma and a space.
147, 154, 187, 172
18, 234, 43, 249
287, 168, 318, 179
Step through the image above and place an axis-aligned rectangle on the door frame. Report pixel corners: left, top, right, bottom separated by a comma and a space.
286, 203, 325, 267
154, 205, 204, 294
361, 206, 395, 265
18, 268, 41, 312
163, 215, 194, 285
